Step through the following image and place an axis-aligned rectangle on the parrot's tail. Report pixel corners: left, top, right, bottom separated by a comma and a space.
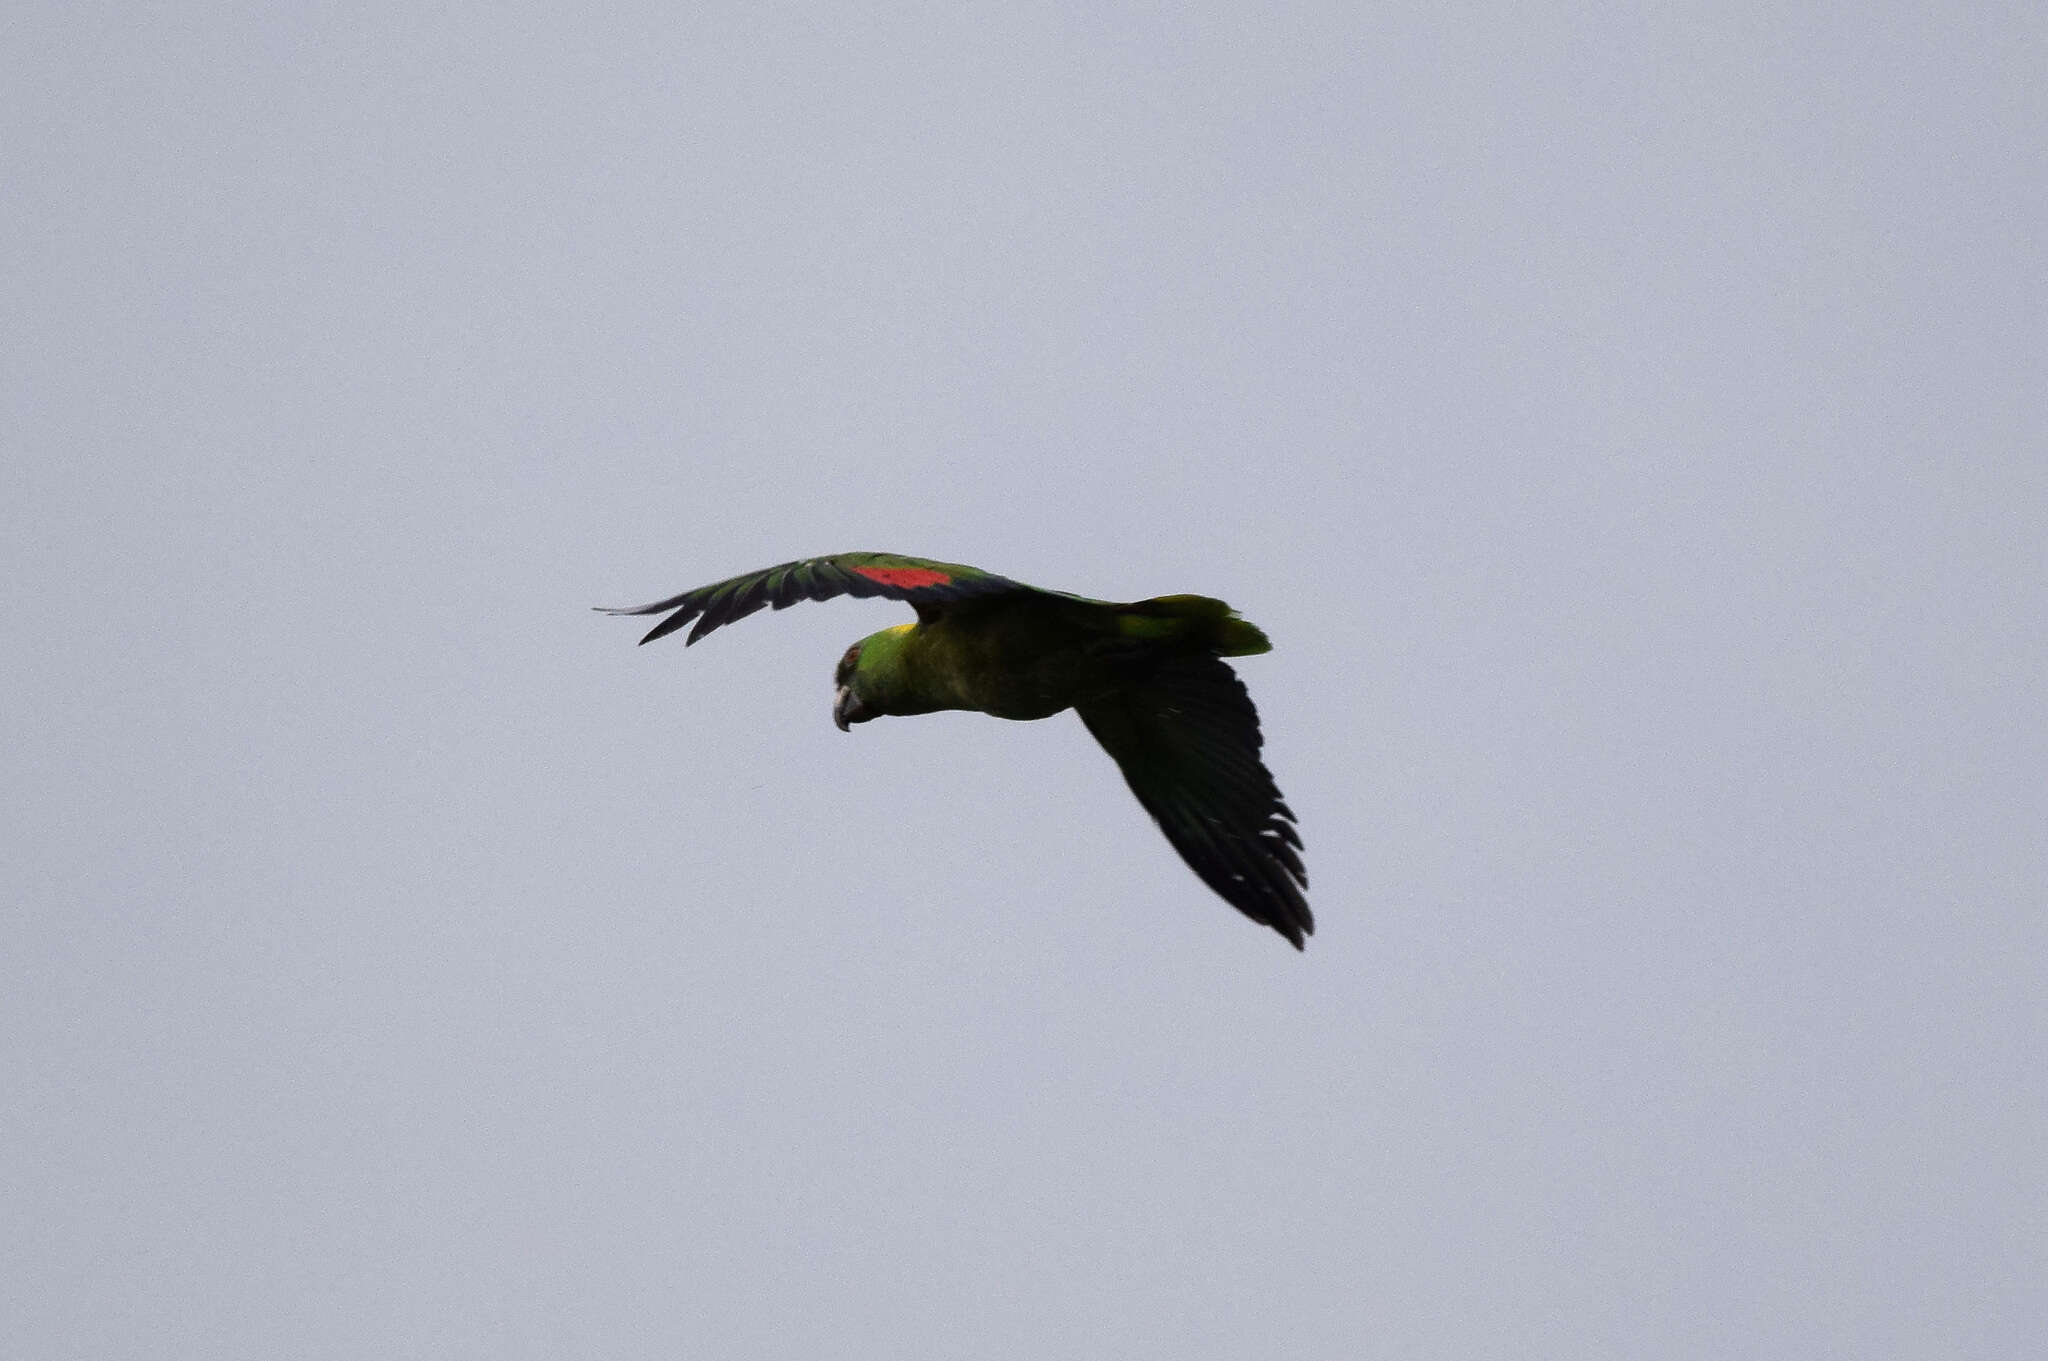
1116, 594, 1273, 656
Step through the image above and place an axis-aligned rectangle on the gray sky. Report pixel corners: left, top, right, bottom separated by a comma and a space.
5, 2, 2043, 1356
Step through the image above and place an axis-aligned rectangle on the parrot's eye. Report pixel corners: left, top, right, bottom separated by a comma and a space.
834, 642, 862, 685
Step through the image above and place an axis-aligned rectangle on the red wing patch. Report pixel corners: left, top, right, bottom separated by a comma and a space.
853, 565, 953, 588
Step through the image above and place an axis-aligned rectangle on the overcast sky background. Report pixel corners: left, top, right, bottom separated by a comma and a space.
5, 3, 2043, 1356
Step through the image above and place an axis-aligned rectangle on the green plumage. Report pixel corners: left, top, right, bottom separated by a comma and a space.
599, 552, 1311, 948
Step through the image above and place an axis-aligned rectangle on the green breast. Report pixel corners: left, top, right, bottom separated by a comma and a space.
907, 599, 1117, 721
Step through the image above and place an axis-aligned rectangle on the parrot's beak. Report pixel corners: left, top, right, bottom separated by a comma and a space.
833, 684, 875, 732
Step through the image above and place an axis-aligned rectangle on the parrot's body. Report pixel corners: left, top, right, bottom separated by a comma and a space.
600, 552, 1311, 948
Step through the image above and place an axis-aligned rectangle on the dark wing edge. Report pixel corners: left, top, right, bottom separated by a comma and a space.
1076, 656, 1312, 949
595, 553, 1030, 646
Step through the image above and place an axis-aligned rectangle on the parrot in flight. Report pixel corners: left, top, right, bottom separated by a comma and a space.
599, 552, 1311, 948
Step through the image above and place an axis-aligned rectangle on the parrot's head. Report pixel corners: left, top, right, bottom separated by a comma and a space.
832, 639, 881, 732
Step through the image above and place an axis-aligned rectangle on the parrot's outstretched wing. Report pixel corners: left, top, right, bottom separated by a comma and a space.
597, 553, 1033, 646
1076, 656, 1311, 948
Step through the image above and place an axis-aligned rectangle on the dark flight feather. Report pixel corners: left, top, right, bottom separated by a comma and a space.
596, 552, 1030, 646
1075, 655, 1312, 948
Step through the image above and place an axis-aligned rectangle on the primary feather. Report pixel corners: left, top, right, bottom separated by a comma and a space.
1075, 656, 1310, 947
597, 552, 1030, 645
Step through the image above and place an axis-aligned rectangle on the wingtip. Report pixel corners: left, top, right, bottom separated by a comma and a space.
1275, 900, 1314, 950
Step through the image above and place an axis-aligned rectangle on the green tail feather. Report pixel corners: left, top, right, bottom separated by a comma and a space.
1117, 594, 1272, 656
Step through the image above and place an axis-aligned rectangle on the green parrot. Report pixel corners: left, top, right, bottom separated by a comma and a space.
599, 552, 1311, 948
